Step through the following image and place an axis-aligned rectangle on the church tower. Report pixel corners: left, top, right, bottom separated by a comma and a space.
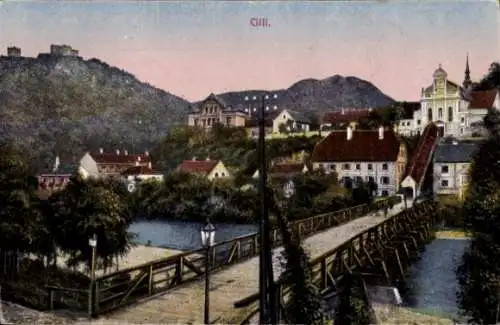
463, 53, 472, 89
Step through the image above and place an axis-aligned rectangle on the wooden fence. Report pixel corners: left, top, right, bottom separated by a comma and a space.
47, 196, 401, 316
235, 199, 436, 324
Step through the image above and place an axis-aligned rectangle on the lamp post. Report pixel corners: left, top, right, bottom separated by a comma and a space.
200, 219, 216, 325
257, 93, 277, 324
88, 234, 97, 318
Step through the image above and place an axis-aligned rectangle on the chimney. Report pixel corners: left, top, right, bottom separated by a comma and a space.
341, 108, 345, 115
124, 150, 128, 156
116, 149, 120, 155
346, 126, 353, 140
99, 148, 103, 154
192, 156, 197, 161
148, 161, 152, 169
137, 156, 141, 162
53, 156, 60, 172
378, 126, 384, 140
206, 156, 210, 161
135, 161, 139, 166
145, 150, 149, 156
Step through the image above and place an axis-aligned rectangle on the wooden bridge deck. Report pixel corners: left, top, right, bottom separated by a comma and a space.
96, 200, 411, 324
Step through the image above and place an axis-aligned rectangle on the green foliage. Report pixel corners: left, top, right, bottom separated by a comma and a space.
269, 186, 324, 324
48, 174, 133, 269
475, 62, 500, 91
457, 108, 500, 324
0, 142, 45, 253
334, 274, 374, 325
130, 171, 260, 223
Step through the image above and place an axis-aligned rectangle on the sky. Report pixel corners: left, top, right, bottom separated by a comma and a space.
0, 0, 499, 102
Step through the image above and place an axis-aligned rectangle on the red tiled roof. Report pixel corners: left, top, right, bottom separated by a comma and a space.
92, 153, 151, 164
322, 109, 372, 124
270, 163, 306, 176
121, 166, 162, 176
177, 160, 219, 174
468, 90, 498, 109
403, 123, 439, 185
310, 128, 401, 162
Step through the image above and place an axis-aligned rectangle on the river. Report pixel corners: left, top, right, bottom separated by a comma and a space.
130, 220, 469, 320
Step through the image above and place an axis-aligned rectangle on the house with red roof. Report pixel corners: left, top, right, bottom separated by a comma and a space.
177, 158, 231, 181
320, 108, 373, 130
399, 56, 500, 138
79, 148, 152, 179
310, 126, 408, 196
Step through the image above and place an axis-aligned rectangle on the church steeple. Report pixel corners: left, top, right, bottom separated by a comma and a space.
463, 53, 472, 89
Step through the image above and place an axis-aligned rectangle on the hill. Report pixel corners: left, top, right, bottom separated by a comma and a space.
199, 75, 394, 117
0, 54, 191, 169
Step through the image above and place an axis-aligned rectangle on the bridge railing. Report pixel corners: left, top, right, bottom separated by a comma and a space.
235, 199, 432, 324
89, 195, 401, 316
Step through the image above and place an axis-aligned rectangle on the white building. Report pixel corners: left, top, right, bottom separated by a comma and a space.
396, 56, 500, 138
310, 126, 408, 196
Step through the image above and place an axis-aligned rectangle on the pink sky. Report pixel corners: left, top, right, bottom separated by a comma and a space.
1, 1, 499, 102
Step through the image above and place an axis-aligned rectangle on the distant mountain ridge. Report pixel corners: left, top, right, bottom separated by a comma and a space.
0, 52, 395, 170
197, 75, 394, 117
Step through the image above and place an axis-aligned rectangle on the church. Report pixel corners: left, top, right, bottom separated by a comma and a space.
396, 55, 500, 138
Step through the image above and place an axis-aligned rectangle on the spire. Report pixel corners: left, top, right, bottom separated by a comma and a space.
463, 53, 472, 89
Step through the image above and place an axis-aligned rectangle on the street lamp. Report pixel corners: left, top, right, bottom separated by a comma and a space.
200, 219, 216, 325
88, 234, 97, 318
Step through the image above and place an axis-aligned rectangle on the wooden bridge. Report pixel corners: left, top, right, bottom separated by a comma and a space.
47, 197, 438, 324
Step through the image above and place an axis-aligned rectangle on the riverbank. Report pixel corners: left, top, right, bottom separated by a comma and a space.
373, 303, 454, 324
52, 245, 183, 276
435, 229, 471, 240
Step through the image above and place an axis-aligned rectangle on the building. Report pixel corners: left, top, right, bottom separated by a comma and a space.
121, 164, 164, 192
245, 109, 311, 137
396, 56, 500, 138
394, 102, 422, 136
79, 149, 151, 179
252, 162, 309, 179
310, 126, 407, 196
187, 93, 248, 129
36, 156, 80, 197
433, 139, 478, 200
320, 108, 373, 130
6, 46, 21, 57
177, 159, 231, 180
50, 44, 79, 56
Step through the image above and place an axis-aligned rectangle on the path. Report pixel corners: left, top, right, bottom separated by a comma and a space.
86, 200, 411, 324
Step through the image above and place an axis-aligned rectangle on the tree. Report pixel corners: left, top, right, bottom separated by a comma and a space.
475, 62, 500, 91
0, 143, 44, 254
457, 108, 500, 324
334, 273, 375, 325
49, 174, 133, 270
268, 186, 324, 324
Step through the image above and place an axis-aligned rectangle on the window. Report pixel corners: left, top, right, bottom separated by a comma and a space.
355, 164, 361, 170
460, 128, 464, 134
428, 108, 433, 121
221, 173, 225, 177
343, 163, 350, 170
448, 107, 453, 122
329, 164, 336, 170
381, 176, 390, 185
214, 172, 219, 178
381, 190, 389, 196
441, 180, 449, 187
460, 116, 465, 124
461, 174, 469, 185
382, 163, 388, 170
438, 107, 443, 119
417, 119, 421, 125
367, 164, 373, 170
355, 176, 363, 184
343, 177, 353, 189
368, 176, 375, 183
441, 165, 449, 173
